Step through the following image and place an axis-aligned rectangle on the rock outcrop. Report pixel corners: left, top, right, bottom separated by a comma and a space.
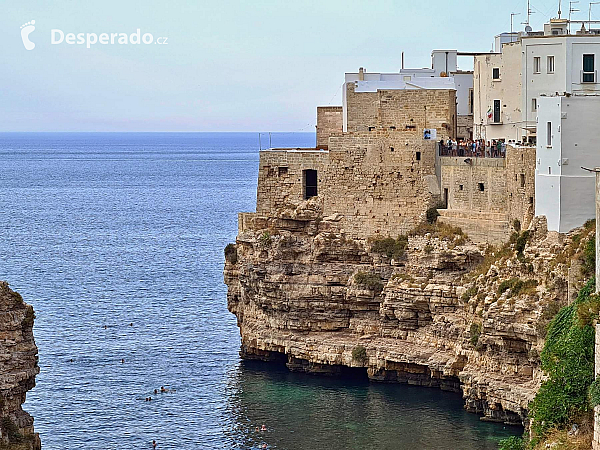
225, 200, 587, 425
0, 282, 40, 449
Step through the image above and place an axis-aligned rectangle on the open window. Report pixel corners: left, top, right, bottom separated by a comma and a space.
303, 169, 318, 199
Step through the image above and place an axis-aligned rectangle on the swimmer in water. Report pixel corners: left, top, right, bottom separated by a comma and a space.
152, 440, 157, 449
261, 424, 267, 431
154, 389, 158, 394
262, 444, 267, 449
121, 359, 124, 364
255, 427, 260, 432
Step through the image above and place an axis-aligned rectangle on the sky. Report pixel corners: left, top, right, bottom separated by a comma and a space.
0, 0, 585, 131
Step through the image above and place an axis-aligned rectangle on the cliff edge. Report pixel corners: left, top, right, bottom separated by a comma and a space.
225, 198, 589, 425
0, 282, 40, 450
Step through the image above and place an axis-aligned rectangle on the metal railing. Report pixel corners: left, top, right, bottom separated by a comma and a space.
438, 142, 506, 158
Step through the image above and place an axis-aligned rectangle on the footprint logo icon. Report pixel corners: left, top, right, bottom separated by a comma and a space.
20, 20, 35, 50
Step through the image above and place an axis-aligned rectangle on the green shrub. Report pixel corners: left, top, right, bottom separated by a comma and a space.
354, 272, 384, 293
529, 278, 596, 440
352, 345, 367, 364
515, 230, 530, 259
589, 378, 600, 407
426, 205, 441, 224
424, 244, 433, 254
371, 235, 408, 260
462, 286, 478, 301
512, 219, 521, 233
259, 231, 271, 248
497, 436, 525, 450
224, 243, 238, 264
497, 278, 537, 297
581, 235, 596, 279
469, 323, 481, 347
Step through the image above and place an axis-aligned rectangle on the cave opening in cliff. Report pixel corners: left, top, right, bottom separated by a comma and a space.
303, 169, 318, 199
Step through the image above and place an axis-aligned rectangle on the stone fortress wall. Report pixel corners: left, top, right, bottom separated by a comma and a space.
249, 82, 535, 244
439, 146, 536, 244
251, 87, 456, 239
316, 106, 343, 150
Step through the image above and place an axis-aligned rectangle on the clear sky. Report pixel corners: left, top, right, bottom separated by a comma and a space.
0, 0, 580, 131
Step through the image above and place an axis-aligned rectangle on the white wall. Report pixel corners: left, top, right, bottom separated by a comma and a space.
536, 95, 600, 232
453, 72, 474, 116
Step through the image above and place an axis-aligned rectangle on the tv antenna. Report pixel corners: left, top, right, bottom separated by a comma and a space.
569, 1, 580, 32
558, 0, 562, 18
511, 12, 521, 40
522, 0, 535, 27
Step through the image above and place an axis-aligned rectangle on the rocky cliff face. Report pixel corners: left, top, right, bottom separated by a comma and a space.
225, 199, 583, 425
0, 282, 40, 450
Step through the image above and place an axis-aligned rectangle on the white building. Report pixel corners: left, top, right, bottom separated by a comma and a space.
535, 95, 600, 232
343, 50, 473, 138
474, 19, 600, 144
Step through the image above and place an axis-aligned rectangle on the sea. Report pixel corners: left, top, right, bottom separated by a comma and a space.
0, 132, 522, 449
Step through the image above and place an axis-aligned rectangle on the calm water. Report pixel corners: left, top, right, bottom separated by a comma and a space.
0, 132, 521, 449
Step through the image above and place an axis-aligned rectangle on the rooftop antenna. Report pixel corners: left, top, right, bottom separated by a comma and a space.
559, 0, 562, 18
522, 0, 535, 28
570, 1, 580, 32
511, 12, 521, 41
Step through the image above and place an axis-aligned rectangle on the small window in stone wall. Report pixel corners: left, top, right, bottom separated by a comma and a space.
459, 184, 464, 191
368, 126, 375, 132
478, 183, 485, 192
390, 147, 394, 152
529, 196, 534, 205
416, 152, 421, 161
278, 167, 288, 177
390, 126, 396, 131
520, 174, 525, 187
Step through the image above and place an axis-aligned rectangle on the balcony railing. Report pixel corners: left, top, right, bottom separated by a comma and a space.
438, 142, 506, 158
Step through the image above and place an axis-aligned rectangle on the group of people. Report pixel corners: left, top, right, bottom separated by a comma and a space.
144, 386, 173, 402
439, 138, 506, 158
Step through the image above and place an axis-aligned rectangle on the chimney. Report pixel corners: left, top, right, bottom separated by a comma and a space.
358, 67, 364, 81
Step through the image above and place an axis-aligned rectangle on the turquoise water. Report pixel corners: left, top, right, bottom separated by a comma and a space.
0, 132, 522, 449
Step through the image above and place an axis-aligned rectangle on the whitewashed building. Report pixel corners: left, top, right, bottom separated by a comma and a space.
535, 95, 600, 232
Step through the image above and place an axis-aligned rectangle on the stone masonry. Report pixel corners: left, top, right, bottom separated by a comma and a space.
438, 145, 536, 244
316, 106, 343, 150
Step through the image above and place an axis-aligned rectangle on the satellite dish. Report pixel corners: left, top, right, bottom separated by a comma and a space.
525, 25, 533, 33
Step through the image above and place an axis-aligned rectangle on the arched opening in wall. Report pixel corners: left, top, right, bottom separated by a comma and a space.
303, 169, 318, 199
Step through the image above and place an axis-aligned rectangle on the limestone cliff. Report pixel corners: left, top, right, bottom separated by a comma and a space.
0, 282, 40, 450
225, 198, 585, 425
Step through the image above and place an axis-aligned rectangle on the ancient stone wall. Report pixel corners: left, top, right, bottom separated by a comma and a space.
457, 114, 473, 140
324, 133, 439, 237
316, 107, 343, 150
438, 145, 536, 244
256, 149, 330, 215
345, 83, 456, 140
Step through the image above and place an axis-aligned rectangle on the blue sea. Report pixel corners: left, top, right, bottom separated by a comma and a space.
0, 132, 522, 449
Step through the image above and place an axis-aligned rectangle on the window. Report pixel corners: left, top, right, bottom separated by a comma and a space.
548, 167, 552, 175
469, 88, 474, 114
368, 126, 375, 132
583, 54, 595, 82
492, 68, 500, 80
278, 167, 288, 177
459, 184, 464, 191
303, 169, 318, 199
403, 76, 411, 81
533, 57, 541, 73
529, 196, 534, 205
478, 183, 485, 192
532, 98, 537, 112
547, 56, 555, 73
390, 147, 394, 152
416, 152, 421, 161
547, 121, 552, 146
493, 99, 501, 123
520, 174, 525, 187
